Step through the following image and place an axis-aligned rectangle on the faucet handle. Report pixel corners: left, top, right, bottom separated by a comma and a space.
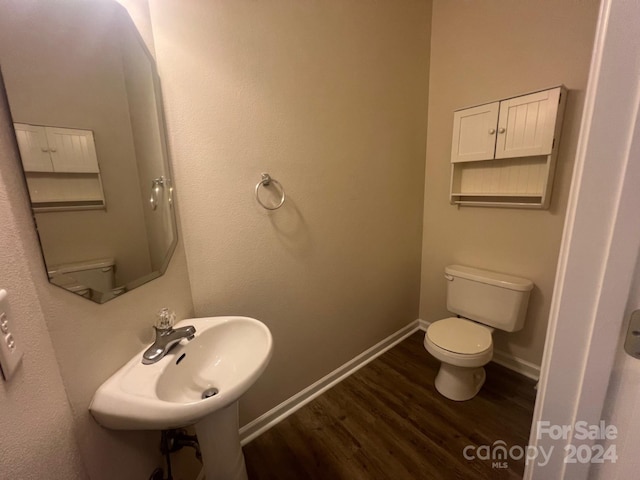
155, 308, 176, 330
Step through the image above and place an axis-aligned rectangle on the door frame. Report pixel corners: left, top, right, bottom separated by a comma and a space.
525, 0, 640, 477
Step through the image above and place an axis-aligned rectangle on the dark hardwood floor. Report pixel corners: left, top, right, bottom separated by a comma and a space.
243, 332, 537, 480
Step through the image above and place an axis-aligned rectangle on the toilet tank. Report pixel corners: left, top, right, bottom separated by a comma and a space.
48, 258, 116, 292
445, 265, 533, 332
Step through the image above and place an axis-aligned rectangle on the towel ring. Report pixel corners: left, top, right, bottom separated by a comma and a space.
255, 173, 286, 210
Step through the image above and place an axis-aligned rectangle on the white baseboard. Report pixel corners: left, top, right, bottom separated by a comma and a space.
238, 318, 539, 448
490, 349, 541, 381
238, 319, 422, 446
417, 319, 541, 381
417, 318, 430, 330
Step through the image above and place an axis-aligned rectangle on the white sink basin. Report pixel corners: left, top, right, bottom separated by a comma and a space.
90, 316, 273, 430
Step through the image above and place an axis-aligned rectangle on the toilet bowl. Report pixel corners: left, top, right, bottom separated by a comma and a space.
423, 265, 533, 401
424, 317, 493, 401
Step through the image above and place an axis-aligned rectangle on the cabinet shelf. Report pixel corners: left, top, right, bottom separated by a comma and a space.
449, 86, 567, 209
451, 195, 544, 209
25, 172, 106, 212
451, 193, 543, 197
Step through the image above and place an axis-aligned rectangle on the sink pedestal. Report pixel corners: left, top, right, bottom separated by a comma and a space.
196, 401, 247, 480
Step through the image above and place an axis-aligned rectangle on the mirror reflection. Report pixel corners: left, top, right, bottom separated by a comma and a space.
0, 0, 177, 304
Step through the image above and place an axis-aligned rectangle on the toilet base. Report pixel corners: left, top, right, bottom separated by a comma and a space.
434, 363, 486, 401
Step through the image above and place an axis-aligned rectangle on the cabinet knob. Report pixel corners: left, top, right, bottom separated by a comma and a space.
498, 127, 506, 134
50, 148, 57, 152
41, 147, 49, 152
489, 128, 496, 135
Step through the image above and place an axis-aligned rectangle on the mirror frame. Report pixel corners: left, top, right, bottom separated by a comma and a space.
1, 1, 179, 303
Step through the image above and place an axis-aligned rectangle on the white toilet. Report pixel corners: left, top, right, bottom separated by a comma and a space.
47, 258, 125, 300
424, 265, 533, 401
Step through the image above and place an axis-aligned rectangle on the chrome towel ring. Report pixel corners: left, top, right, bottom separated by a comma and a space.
255, 173, 286, 210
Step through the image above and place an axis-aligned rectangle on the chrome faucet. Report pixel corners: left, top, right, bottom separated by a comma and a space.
142, 308, 196, 365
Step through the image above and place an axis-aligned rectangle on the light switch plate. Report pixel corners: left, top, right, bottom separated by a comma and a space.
0, 289, 24, 380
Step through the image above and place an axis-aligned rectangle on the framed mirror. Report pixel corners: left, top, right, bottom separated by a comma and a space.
0, 0, 178, 304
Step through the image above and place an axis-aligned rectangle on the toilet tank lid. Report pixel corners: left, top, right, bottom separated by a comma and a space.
445, 265, 533, 292
48, 258, 115, 277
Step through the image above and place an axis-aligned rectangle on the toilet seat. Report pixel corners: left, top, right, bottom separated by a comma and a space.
426, 317, 492, 355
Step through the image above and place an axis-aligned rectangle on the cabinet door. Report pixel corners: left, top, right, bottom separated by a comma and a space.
495, 87, 561, 159
45, 127, 100, 173
13, 123, 54, 172
451, 102, 499, 163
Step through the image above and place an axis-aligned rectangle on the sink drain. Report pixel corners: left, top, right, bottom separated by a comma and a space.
202, 387, 219, 399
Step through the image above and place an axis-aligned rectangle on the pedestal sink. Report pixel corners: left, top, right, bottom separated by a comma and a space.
89, 316, 273, 480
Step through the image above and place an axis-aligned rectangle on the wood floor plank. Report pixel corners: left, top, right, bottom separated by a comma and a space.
244, 332, 537, 479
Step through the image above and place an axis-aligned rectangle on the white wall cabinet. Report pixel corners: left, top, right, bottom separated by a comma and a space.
13, 123, 105, 211
451, 102, 499, 162
13, 123, 53, 172
450, 86, 566, 209
14, 123, 100, 173
495, 88, 561, 159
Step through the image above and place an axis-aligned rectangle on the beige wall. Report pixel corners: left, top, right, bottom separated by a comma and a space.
0, 2, 195, 479
150, 0, 432, 424
420, 0, 600, 366
118, 0, 156, 58
0, 78, 88, 480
